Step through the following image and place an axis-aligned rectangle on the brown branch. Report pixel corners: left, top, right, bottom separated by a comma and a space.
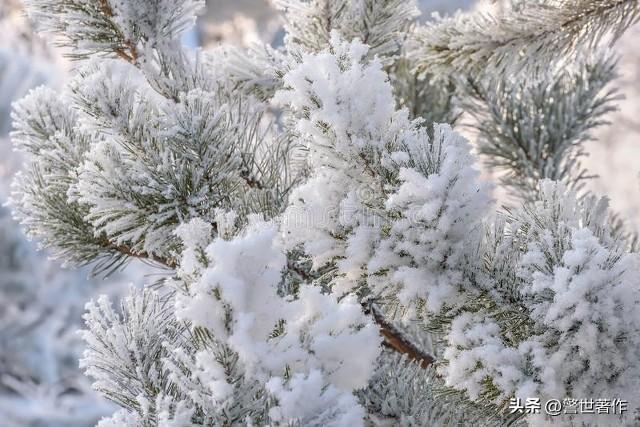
98, 0, 112, 17
115, 244, 176, 268
113, 46, 137, 64
98, 0, 138, 64
363, 301, 436, 369
286, 259, 436, 368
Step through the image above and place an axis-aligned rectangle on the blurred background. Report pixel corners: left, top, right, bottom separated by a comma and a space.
0, 0, 637, 425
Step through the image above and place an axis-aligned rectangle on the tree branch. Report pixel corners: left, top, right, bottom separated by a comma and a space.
416, 0, 640, 75
286, 259, 436, 368
97, 235, 177, 269
109, 240, 436, 368
98, 0, 139, 64
363, 301, 436, 369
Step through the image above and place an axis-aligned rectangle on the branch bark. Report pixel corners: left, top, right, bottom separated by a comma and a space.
113, 244, 177, 268
287, 259, 436, 368
98, 0, 139, 64
363, 301, 436, 368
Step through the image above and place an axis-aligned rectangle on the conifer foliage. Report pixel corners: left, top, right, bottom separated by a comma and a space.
9, 0, 640, 425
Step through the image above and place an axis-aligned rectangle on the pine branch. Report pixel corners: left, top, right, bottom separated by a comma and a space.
462, 55, 619, 199
360, 351, 526, 426
285, 259, 436, 369
110, 241, 177, 269
23, 0, 203, 77
97, 0, 138, 64
413, 0, 640, 77
276, 0, 419, 58
364, 302, 436, 369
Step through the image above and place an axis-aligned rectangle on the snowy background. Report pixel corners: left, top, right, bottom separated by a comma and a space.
0, 0, 637, 425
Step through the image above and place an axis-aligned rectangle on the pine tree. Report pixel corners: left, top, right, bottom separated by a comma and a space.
8, 0, 640, 425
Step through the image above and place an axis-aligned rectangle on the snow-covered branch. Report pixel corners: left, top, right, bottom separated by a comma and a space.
413, 0, 640, 76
